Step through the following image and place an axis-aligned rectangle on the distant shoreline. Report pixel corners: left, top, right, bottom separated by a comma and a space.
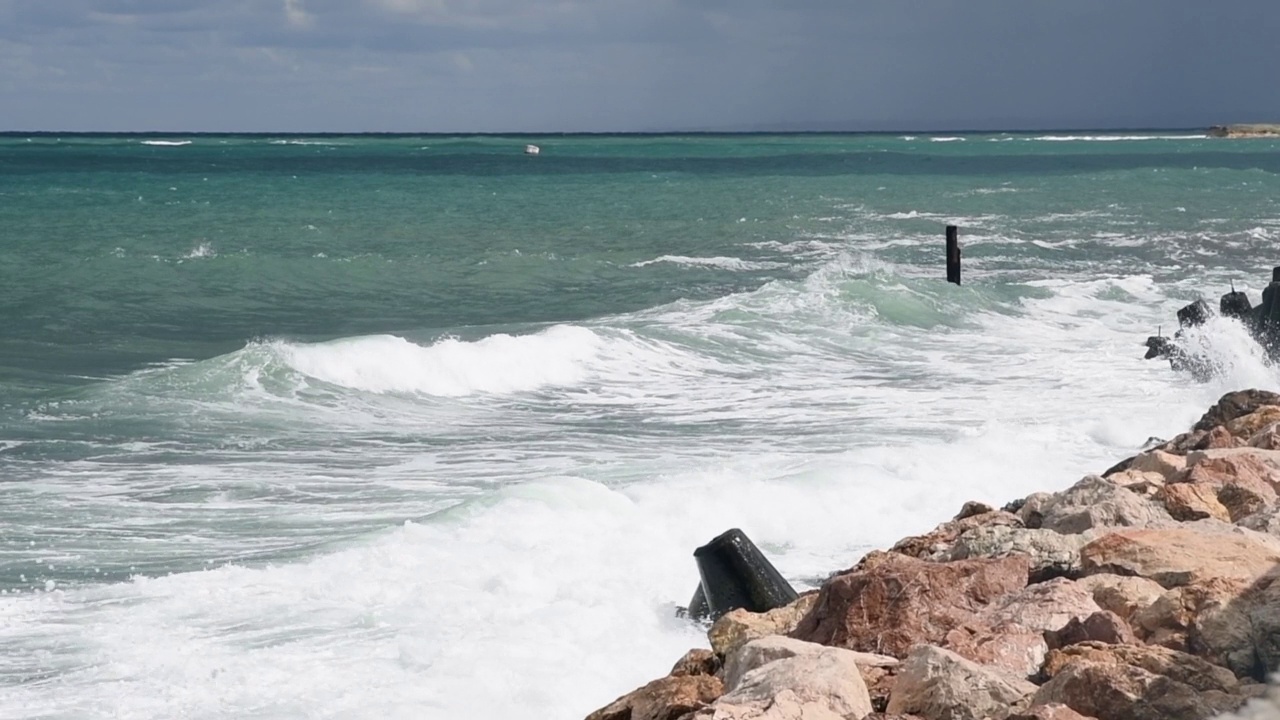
0, 127, 1227, 138
1208, 124, 1280, 138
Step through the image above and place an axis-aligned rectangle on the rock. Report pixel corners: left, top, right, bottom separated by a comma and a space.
935, 579, 1103, 678
886, 645, 1036, 720
1041, 642, 1238, 693
1032, 659, 1223, 720
940, 623, 1049, 680
585, 675, 724, 720
945, 525, 1091, 582
1129, 450, 1187, 480
955, 501, 996, 521
1073, 574, 1166, 622
1189, 568, 1280, 680
1045, 611, 1136, 650
684, 689, 847, 719
671, 649, 721, 677
709, 593, 820, 656
1017, 493, 1055, 529
1196, 426, 1246, 450
1036, 476, 1175, 535
861, 664, 899, 713
1248, 422, 1280, 450
982, 578, 1102, 633
1193, 391, 1280, 433
1228, 407, 1280, 440
721, 635, 894, 693
791, 551, 1031, 658
1163, 430, 1209, 455
714, 644, 874, 720
1129, 576, 1246, 654
1007, 705, 1096, 720
891, 512, 1023, 561
1103, 469, 1165, 495
1218, 483, 1275, 523
1157, 483, 1231, 522
1079, 527, 1280, 588
863, 715, 927, 720
1238, 505, 1280, 535
1180, 449, 1280, 496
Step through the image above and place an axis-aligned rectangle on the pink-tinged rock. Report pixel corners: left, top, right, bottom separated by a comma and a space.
941, 623, 1048, 680
713, 643, 874, 720
1129, 450, 1187, 480
1192, 391, 1280, 433
1041, 642, 1238, 694
1073, 574, 1166, 623
1226, 407, 1280, 440
1157, 483, 1231, 522
1248, 421, 1280, 450
1183, 448, 1280, 492
1196, 425, 1246, 450
1045, 611, 1137, 650
981, 578, 1102, 633
791, 551, 1031, 658
1032, 660, 1219, 720
708, 593, 820, 656
886, 645, 1036, 720
585, 674, 723, 720
1079, 527, 1280, 588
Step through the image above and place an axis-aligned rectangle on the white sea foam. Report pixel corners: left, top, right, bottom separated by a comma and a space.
140, 140, 192, 146
929, 136, 965, 142
6, 255, 1279, 720
183, 242, 216, 259
630, 255, 786, 271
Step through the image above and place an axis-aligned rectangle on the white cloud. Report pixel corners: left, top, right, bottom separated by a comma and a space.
284, 0, 313, 29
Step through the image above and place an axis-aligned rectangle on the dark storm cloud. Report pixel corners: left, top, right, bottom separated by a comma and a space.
0, 0, 1277, 131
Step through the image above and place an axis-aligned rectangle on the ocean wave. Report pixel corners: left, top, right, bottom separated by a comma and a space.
629, 255, 785, 271
140, 140, 192, 147
929, 137, 965, 142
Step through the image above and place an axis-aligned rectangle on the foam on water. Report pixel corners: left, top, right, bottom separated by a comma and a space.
139, 140, 193, 146
5, 257, 1280, 718
629, 255, 787, 271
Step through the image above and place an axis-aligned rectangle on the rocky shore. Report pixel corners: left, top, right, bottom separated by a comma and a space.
585, 389, 1280, 720
1208, 125, 1280, 138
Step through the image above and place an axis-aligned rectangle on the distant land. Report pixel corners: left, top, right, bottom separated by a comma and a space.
1208, 123, 1280, 138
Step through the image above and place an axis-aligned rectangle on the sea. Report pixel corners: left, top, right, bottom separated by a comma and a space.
2, 131, 1280, 719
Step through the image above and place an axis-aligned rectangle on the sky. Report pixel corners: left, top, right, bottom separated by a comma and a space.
1, 0, 1279, 133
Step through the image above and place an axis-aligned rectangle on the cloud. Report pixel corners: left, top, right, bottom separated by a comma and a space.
0, 0, 1278, 132
284, 0, 314, 29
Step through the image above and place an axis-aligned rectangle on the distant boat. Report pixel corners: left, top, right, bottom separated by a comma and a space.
525, 144, 540, 156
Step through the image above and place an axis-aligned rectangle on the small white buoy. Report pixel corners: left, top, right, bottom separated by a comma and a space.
525, 144, 540, 156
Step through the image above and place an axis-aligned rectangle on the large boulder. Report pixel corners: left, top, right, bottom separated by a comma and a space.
885, 645, 1036, 720
708, 643, 874, 720
1157, 483, 1231, 522
585, 674, 724, 720
1188, 568, 1280, 680
721, 636, 893, 693
1035, 476, 1175, 535
1192, 391, 1280, 432
791, 551, 1031, 658
1045, 611, 1137, 650
1072, 573, 1166, 622
1227, 408, 1280, 440
1072, 574, 1166, 622
1179, 449, 1280, 496
945, 525, 1091, 581
891, 511, 1023, 561
1041, 642, 1238, 693
1128, 450, 1187, 481
1078, 527, 1280, 588
670, 649, 721, 677
709, 593, 820, 656
1031, 659, 1224, 720
1007, 706, 1096, 720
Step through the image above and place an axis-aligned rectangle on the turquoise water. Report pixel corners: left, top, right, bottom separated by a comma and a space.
3, 131, 1280, 718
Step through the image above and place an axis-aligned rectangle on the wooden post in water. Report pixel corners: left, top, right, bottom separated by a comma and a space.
946, 225, 961, 285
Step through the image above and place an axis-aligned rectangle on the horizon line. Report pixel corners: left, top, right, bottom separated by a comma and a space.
0, 125, 1219, 137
